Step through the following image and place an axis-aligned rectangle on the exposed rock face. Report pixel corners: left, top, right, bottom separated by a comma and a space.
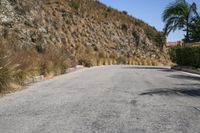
0, 0, 170, 68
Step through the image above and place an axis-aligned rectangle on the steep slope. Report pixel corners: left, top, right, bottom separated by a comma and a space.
0, 0, 171, 89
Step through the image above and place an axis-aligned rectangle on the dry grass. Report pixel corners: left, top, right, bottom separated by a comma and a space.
0, 34, 71, 92
0, 41, 11, 92
0, 67, 11, 92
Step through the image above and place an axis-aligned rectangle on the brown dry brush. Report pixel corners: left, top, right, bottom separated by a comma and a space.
0, 40, 11, 92
0, 38, 72, 92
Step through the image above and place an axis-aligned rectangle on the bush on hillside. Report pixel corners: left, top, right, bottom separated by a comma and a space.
70, 1, 80, 10
122, 11, 128, 15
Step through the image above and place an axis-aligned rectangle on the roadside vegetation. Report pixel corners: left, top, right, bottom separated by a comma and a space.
170, 45, 200, 68
0, 38, 71, 93
163, 0, 200, 67
0, 45, 11, 92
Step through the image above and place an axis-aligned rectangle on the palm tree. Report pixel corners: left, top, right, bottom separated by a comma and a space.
162, 0, 199, 42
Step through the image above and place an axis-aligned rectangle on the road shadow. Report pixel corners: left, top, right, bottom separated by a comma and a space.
122, 66, 168, 70
122, 66, 173, 70
159, 69, 176, 72
122, 66, 200, 81
140, 84, 200, 97
176, 83, 200, 86
168, 74, 200, 81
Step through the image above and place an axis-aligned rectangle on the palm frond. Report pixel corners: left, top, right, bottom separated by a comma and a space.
164, 15, 186, 35
162, 0, 189, 22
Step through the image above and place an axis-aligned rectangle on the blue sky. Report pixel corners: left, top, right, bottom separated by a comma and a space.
99, 0, 200, 42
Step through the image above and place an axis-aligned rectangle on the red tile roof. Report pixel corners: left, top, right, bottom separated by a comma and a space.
166, 42, 179, 47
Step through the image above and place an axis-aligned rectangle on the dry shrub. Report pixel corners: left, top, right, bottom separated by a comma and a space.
0, 64, 11, 92
76, 48, 97, 67
116, 57, 126, 64
78, 58, 93, 67
0, 41, 11, 92
77, 54, 94, 67
98, 50, 107, 58
97, 59, 103, 66
39, 48, 69, 76
104, 59, 110, 65
0, 34, 70, 87
108, 58, 114, 65
0, 70, 11, 92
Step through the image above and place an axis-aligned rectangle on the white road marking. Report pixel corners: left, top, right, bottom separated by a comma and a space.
181, 71, 200, 77
194, 107, 200, 112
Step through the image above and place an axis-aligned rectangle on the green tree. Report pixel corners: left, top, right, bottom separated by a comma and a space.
162, 0, 199, 42
188, 17, 200, 42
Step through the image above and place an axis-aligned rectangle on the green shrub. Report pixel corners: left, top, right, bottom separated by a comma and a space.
102, 12, 108, 18
170, 46, 200, 68
70, 1, 80, 10
169, 45, 181, 63
122, 11, 128, 15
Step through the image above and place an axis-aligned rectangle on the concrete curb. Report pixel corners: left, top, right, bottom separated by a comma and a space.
171, 66, 200, 75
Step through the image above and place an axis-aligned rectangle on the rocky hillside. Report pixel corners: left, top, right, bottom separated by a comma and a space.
0, 0, 170, 90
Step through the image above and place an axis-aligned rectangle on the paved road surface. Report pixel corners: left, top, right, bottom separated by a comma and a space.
0, 65, 200, 133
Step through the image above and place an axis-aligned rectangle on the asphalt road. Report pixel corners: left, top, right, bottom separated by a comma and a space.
0, 65, 200, 133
